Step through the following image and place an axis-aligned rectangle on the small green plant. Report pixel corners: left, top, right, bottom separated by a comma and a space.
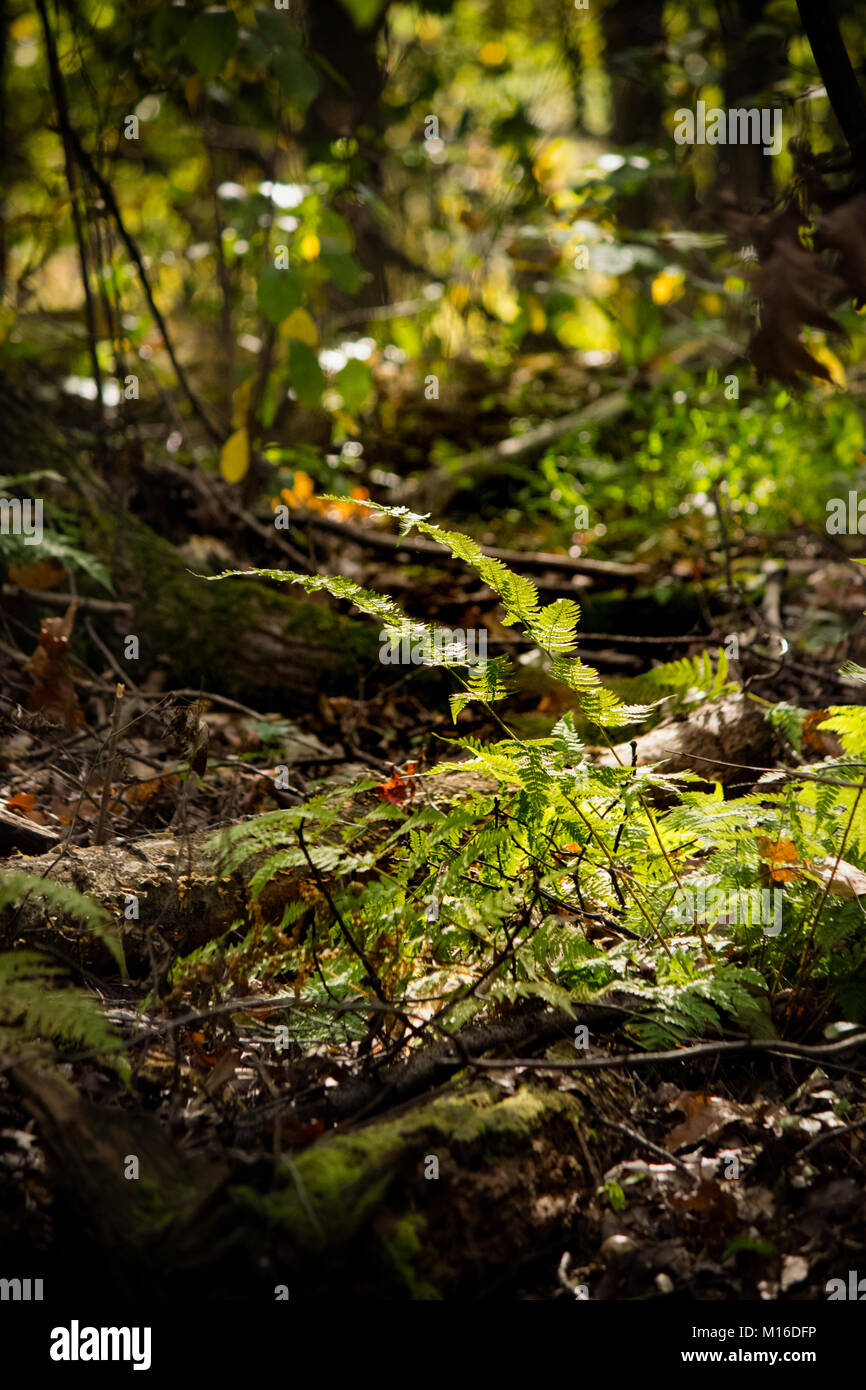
0, 472, 112, 590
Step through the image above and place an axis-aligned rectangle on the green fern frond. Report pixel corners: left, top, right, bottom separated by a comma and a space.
819, 706, 866, 758
528, 598, 581, 655
318, 500, 543, 628
449, 655, 516, 718
0, 951, 119, 1057
618, 648, 737, 713
629, 962, 772, 1047
550, 655, 651, 729
0, 870, 125, 974
515, 745, 553, 818
552, 711, 585, 765
765, 701, 807, 753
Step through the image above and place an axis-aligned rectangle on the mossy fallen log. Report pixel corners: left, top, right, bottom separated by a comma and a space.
12, 1060, 588, 1299
1, 376, 381, 709
0, 764, 497, 969
0, 695, 773, 971
230, 1079, 587, 1299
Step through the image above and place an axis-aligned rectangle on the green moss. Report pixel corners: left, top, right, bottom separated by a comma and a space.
86, 509, 379, 706
131, 1176, 200, 1234
230, 1082, 582, 1252
377, 1211, 440, 1299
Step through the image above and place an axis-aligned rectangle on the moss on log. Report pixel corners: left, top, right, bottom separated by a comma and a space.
0, 376, 381, 708
230, 1080, 585, 1298
85, 504, 381, 710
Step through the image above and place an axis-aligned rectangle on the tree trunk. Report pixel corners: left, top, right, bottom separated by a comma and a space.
718, 0, 788, 207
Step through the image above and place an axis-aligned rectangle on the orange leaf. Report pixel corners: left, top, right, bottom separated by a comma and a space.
8, 557, 65, 590
376, 763, 418, 805
755, 835, 800, 883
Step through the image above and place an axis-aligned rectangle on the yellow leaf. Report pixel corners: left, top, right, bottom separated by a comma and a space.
481, 275, 520, 324
651, 267, 685, 306
219, 428, 249, 484
528, 296, 547, 334
415, 15, 440, 41
281, 308, 318, 347
555, 302, 619, 353
12, 15, 37, 38
231, 377, 253, 430
299, 234, 320, 262
809, 343, 846, 388
480, 42, 507, 65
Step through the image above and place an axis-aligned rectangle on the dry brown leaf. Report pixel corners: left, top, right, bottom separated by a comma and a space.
668, 1178, 738, 1225
816, 193, 866, 306
8, 557, 65, 590
665, 1091, 748, 1150
804, 857, 866, 899
724, 197, 845, 386
22, 601, 84, 732
4, 791, 39, 819
802, 708, 842, 757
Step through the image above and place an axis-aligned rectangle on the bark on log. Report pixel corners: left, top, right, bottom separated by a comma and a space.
592, 694, 775, 786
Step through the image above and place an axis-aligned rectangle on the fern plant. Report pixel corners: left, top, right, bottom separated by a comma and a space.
0, 873, 123, 1066
614, 647, 738, 717
0, 471, 112, 590
206, 500, 652, 731
196, 507, 866, 1051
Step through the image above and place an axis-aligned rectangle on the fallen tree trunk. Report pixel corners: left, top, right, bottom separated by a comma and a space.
0, 377, 381, 711
9, 1057, 595, 1298
0, 758, 502, 968
292, 508, 648, 582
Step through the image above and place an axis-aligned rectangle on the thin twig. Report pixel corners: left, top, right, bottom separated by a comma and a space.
94, 682, 124, 845
467, 1030, 866, 1072
34, 0, 104, 450
296, 822, 389, 1004
2, 586, 132, 614
596, 1115, 691, 1173
800, 1115, 866, 1157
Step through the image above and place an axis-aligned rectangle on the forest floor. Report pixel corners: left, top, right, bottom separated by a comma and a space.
2, 370, 866, 1301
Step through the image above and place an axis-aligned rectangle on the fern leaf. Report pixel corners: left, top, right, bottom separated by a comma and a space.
0, 871, 124, 974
